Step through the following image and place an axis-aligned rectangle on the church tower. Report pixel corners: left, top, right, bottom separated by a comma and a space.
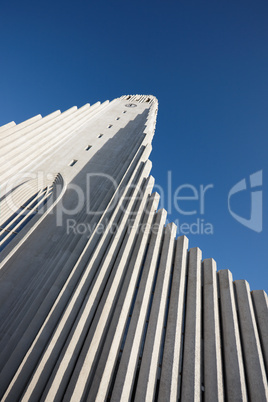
0, 95, 267, 401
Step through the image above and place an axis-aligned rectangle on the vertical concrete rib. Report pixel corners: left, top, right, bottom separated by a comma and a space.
1, 95, 267, 402
61, 178, 155, 402
234, 280, 268, 401
158, 235, 189, 402
0, 142, 144, 341
0, 101, 110, 185
111, 209, 167, 402
0, 121, 16, 133
2, 161, 152, 402
3, 114, 42, 134
90, 193, 160, 401
218, 270, 248, 401
203, 258, 224, 402
251, 289, 268, 372
180, 247, 202, 402
135, 222, 177, 402
0, 131, 153, 400
0, 110, 61, 147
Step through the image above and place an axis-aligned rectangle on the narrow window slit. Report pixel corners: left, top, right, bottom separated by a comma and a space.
68, 159, 78, 167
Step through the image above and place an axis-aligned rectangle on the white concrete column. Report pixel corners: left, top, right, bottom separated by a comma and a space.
90, 193, 160, 401
0, 137, 153, 401
180, 247, 202, 402
0, 114, 42, 138
234, 280, 268, 401
0, 121, 15, 133
135, 222, 177, 402
251, 289, 268, 372
158, 235, 189, 402
218, 270, 248, 401
203, 258, 224, 402
15, 166, 153, 402
111, 209, 167, 401
0, 110, 61, 148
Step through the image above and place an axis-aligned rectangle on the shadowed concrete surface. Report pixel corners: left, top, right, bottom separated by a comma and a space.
0, 95, 267, 401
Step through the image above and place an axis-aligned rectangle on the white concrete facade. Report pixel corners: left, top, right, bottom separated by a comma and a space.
0, 95, 267, 401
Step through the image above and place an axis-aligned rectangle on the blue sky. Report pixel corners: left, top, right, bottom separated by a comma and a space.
0, 0, 267, 292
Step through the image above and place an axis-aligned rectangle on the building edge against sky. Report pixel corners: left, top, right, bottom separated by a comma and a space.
0, 95, 267, 401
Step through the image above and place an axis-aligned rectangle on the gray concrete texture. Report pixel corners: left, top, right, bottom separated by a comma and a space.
0, 95, 267, 401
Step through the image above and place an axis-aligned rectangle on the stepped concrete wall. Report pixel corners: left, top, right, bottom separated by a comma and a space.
0, 95, 267, 401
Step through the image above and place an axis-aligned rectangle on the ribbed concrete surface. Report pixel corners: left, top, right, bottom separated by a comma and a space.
0, 95, 267, 401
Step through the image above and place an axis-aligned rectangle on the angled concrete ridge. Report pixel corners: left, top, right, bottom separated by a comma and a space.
0, 95, 267, 401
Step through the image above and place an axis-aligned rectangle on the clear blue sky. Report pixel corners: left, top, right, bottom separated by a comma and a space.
0, 0, 267, 292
